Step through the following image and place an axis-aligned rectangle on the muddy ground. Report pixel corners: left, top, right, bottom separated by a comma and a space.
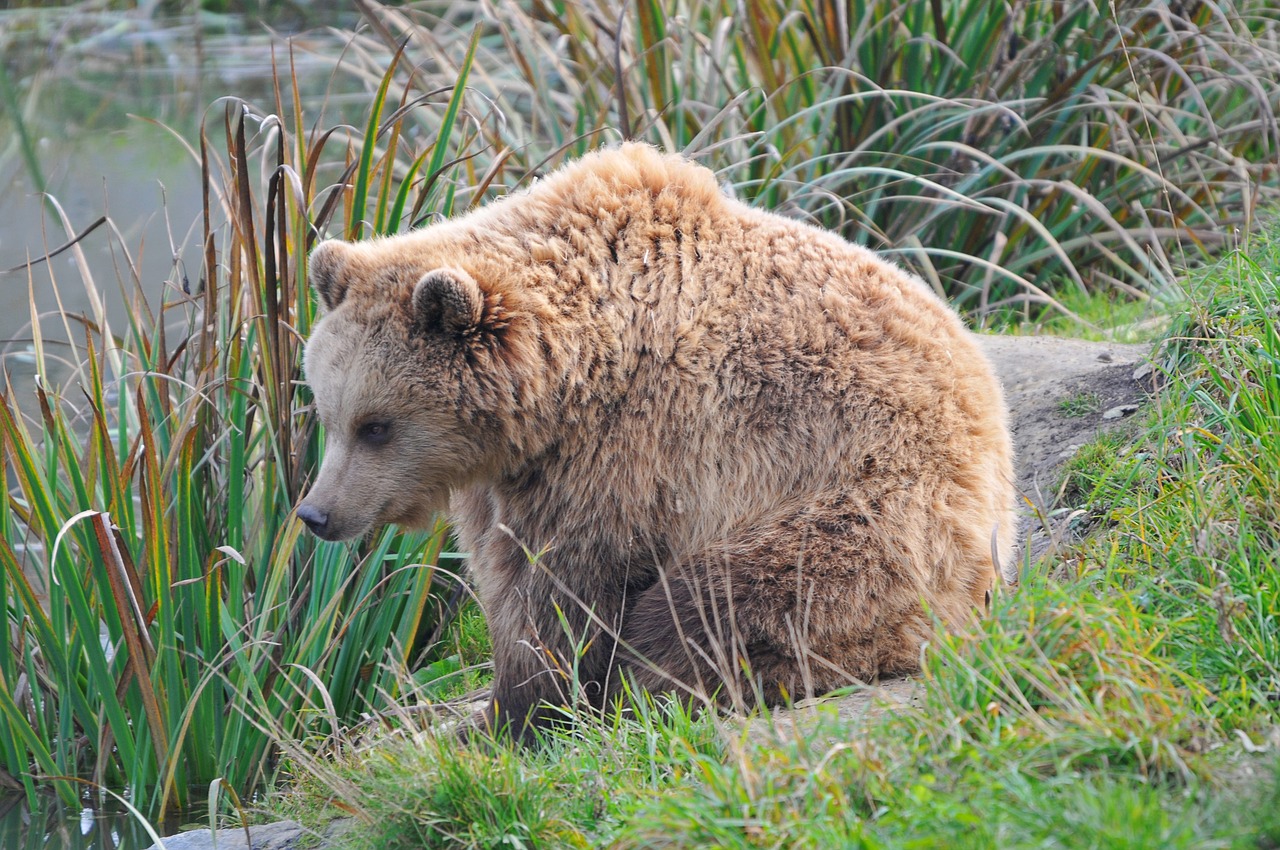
978, 334, 1156, 577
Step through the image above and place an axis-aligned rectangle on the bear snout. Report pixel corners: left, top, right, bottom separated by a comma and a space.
296, 503, 338, 541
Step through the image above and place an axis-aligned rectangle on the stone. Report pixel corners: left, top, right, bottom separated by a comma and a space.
1102, 403, 1141, 420
144, 819, 308, 850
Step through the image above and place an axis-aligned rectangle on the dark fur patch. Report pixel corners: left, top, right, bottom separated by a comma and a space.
413, 268, 484, 337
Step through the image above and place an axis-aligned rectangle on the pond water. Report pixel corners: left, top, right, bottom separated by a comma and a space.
0, 6, 365, 847
0, 5, 363, 388
0, 792, 173, 850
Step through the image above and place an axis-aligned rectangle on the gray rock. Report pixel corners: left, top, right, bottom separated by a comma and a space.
1102, 403, 1140, 420
144, 817, 359, 850
144, 819, 308, 850
319, 818, 358, 845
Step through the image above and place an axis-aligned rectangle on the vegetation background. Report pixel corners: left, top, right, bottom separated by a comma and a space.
1, 0, 1279, 846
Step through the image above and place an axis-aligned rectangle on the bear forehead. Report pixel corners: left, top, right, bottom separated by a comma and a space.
316, 270, 420, 329
305, 319, 427, 420
305, 312, 359, 367
333, 268, 420, 310
307, 311, 392, 381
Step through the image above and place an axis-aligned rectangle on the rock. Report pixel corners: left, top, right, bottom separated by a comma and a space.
144, 820, 308, 850
740, 677, 923, 745
318, 818, 359, 846
1102, 403, 1140, 420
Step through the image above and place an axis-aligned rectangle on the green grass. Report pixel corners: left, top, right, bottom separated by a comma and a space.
275, 691, 724, 849
1058, 391, 1103, 418
987, 284, 1177, 341
1061, 245, 1280, 729
420, 602, 493, 700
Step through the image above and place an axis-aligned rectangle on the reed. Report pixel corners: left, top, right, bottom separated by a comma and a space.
0, 37, 481, 816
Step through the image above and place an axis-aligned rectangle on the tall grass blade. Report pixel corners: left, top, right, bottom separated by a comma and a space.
347, 40, 410, 239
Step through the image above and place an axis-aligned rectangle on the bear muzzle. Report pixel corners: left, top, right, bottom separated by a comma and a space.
297, 503, 342, 541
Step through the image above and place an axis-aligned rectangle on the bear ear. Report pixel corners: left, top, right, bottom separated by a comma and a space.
309, 240, 352, 312
412, 268, 484, 338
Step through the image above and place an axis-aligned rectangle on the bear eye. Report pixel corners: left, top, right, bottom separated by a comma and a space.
356, 421, 391, 445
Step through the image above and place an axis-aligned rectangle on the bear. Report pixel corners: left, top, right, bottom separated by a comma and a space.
296, 143, 1015, 738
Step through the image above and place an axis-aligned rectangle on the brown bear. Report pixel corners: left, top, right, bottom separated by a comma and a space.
297, 143, 1015, 738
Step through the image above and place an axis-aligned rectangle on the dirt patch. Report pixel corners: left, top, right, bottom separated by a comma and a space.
977, 335, 1153, 512
976, 334, 1156, 576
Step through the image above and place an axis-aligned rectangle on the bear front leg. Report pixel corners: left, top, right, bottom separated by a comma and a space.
449, 488, 612, 741
471, 558, 626, 741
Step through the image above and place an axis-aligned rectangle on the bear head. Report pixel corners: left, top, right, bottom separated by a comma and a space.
296, 238, 514, 541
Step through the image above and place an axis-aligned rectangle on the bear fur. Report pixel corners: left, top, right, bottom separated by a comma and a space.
298, 143, 1015, 736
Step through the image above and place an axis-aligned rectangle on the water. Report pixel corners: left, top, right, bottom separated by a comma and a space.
0, 7, 363, 847
0, 793, 172, 850
0, 7, 361, 388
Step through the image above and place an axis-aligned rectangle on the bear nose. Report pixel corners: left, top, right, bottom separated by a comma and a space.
296, 504, 331, 537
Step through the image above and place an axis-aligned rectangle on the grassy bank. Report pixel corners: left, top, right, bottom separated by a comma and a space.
273, 232, 1280, 849
3, 0, 1280, 834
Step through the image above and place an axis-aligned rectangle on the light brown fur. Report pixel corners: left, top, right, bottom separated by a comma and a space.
299, 143, 1015, 736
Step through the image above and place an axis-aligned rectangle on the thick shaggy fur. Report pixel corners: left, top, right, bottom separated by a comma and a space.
299, 143, 1015, 736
